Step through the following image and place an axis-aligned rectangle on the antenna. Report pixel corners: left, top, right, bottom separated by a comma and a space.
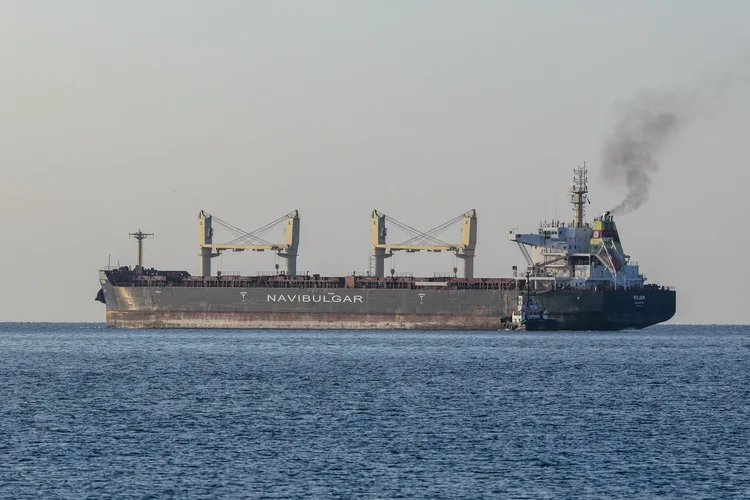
129, 230, 154, 270
569, 163, 588, 228
554, 193, 557, 221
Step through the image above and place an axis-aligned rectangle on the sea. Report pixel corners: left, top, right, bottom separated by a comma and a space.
0, 323, 748, 499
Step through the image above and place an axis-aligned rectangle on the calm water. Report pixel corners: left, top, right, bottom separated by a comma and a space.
0, 324, 748, 499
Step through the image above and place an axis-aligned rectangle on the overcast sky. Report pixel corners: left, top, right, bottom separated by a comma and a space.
2, 0, 749, 323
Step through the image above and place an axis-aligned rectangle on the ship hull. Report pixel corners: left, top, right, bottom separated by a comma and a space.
533, 288, 677, 331
99, 277, 675, 331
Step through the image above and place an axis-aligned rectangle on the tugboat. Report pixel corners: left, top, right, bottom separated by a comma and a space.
502, 273, 559, 331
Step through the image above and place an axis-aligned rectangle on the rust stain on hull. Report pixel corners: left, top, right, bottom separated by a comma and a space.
106, 310, 501, 330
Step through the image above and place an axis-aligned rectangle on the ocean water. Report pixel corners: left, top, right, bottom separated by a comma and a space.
0, 324, 748, 499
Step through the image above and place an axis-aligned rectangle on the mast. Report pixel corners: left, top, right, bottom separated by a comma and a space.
569, 164, 588, 228
129, 230, 154, 271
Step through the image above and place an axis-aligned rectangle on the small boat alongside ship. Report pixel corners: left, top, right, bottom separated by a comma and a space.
501, 273, 558, 331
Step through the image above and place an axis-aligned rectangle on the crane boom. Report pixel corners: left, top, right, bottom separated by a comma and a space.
371, 209, 477, 278
198, 210, 300, 276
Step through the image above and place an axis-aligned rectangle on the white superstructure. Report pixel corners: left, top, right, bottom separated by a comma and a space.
509, 165, 645, 290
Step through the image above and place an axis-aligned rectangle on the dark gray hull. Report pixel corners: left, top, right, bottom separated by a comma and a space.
534, 289, 676, 331
99, 275, 675, 330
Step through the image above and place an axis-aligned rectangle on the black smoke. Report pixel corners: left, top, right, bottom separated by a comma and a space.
601, 93, 681, 214
601, 50, 750, 215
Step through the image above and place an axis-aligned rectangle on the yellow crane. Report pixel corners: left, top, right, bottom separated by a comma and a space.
198, 210, 300, 277
371, 209, 477, 278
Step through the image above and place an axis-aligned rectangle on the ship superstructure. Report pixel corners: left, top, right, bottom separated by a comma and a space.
510, 166, 643, 291
96, 165, 675, 330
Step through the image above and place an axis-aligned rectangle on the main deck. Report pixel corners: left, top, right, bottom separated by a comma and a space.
102, 267, 523, 291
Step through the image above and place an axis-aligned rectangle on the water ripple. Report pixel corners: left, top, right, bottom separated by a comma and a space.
0, 324, 748, 499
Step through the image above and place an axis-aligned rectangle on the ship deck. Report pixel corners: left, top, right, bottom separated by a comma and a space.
103, 268, 522, 291
103, 268, 674, 294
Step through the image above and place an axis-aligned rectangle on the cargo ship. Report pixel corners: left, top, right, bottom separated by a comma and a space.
96, 166, 675, 330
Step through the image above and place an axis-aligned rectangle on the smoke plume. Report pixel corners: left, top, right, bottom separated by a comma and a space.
601, 50, 750, 215
601, 93, 681, 214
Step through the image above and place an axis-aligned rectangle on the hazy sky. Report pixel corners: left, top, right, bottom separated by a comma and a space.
2, 1, 749, 323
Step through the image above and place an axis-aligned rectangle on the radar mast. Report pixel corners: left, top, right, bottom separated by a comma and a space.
129, 230, 154, 271
569, 164, 588, 228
